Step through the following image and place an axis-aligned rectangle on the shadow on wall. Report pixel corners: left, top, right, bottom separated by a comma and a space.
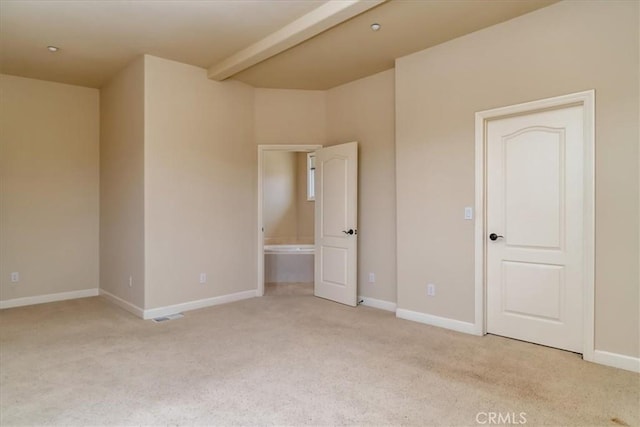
263, 151, 314, 245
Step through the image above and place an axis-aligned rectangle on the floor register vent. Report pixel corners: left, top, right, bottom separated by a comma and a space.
152, 313, 184, 323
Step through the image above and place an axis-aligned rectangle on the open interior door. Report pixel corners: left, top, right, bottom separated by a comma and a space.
314, 142, 358, 306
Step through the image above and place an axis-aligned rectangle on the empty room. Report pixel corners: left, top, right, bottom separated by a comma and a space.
1, 0, 638, 425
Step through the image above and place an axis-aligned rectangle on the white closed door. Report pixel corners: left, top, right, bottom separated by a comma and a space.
314, 142, 358, 306
486, 106, 584, 353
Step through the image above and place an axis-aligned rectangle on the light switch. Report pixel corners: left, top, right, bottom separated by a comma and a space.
464, 207, 473, 220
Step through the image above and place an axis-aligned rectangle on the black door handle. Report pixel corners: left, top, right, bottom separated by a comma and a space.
489, 233, 504, 241
342, 229, 357, 235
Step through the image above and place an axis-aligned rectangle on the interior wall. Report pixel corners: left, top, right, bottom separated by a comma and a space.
326, 69, 397, 304
254, 88, 326, 145
395, 0, 639, 357
263, 151, 314, 245
144, 55, 255, 309
99, 56, 146, 309
0, 74, 99, 301
263, 151, 298, 244
296, 152, 314, 244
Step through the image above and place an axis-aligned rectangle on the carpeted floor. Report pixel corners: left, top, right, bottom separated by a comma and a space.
1, 284, 638, 426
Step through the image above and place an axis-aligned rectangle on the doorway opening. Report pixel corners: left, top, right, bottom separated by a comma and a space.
257, 145, 322, 297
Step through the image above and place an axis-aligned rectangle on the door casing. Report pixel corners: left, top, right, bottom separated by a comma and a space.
474, 91, 595, 361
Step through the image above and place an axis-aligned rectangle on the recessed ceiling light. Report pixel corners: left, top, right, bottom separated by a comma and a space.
370, 23, 381, 31
47, 46, 59, 52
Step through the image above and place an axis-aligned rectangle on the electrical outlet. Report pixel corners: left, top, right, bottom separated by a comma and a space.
427, 283, 436, 297
199, 273, 207, 284
10, 272, 19, 283
368, 272, 375, 283
128, 276, 133, 288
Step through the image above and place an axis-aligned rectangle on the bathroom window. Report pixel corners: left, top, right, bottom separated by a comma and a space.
307, 152, 315, 201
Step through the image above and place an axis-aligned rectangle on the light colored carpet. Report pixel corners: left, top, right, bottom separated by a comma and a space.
1, 285, 638, 426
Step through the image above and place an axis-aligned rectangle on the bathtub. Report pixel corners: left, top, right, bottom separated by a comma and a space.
264, 244, 315, 283
264, 244, 314, 254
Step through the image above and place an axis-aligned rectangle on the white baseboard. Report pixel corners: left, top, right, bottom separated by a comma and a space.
0, 288, 99, 309
142, 289, 257, 320
396, 308, 479, 335
99, 289, 144, 318
589, 350, 640, 373
358, 296, 396, 312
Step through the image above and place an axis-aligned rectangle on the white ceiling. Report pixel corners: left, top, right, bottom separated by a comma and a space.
0, 0, 557, 90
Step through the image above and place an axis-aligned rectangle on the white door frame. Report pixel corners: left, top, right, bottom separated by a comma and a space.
257, 144, 322, 297
473, 90, 595, 361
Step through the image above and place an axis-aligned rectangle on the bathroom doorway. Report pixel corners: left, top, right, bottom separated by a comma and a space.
257, 145, 321, 296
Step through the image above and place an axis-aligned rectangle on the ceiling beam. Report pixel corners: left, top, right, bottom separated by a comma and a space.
207, 0, 386, 81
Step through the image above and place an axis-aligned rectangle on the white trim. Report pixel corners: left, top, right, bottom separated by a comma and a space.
581, 92, 596, 363
591, 350, 640, 373
474, 108, 486, 336
142, 289, 257, 320
99, 289, 145, 318
257, 144, 322, 297
358, 296, 396, 312
0, 288, 99, 309
396, 308, 479, 335
474, 90, 596, 355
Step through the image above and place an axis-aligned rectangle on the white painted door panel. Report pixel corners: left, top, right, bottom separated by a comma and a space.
314, 142, 358, 306
486, 106, 584, 353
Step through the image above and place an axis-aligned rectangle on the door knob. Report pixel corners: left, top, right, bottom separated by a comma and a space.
489, 233, 504, 241
342, 229, 357, 235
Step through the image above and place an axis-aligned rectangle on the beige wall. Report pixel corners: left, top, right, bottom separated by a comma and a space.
264, 151, 298, 243
144, 56, 255, 309
395, 0, 639, 357
255, 88, 326, 145
326, 69, 396, 303
100, 57, 146, 308
0, 74, 99, 301
263, 151, 314, 244
296, 152, 314, 243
